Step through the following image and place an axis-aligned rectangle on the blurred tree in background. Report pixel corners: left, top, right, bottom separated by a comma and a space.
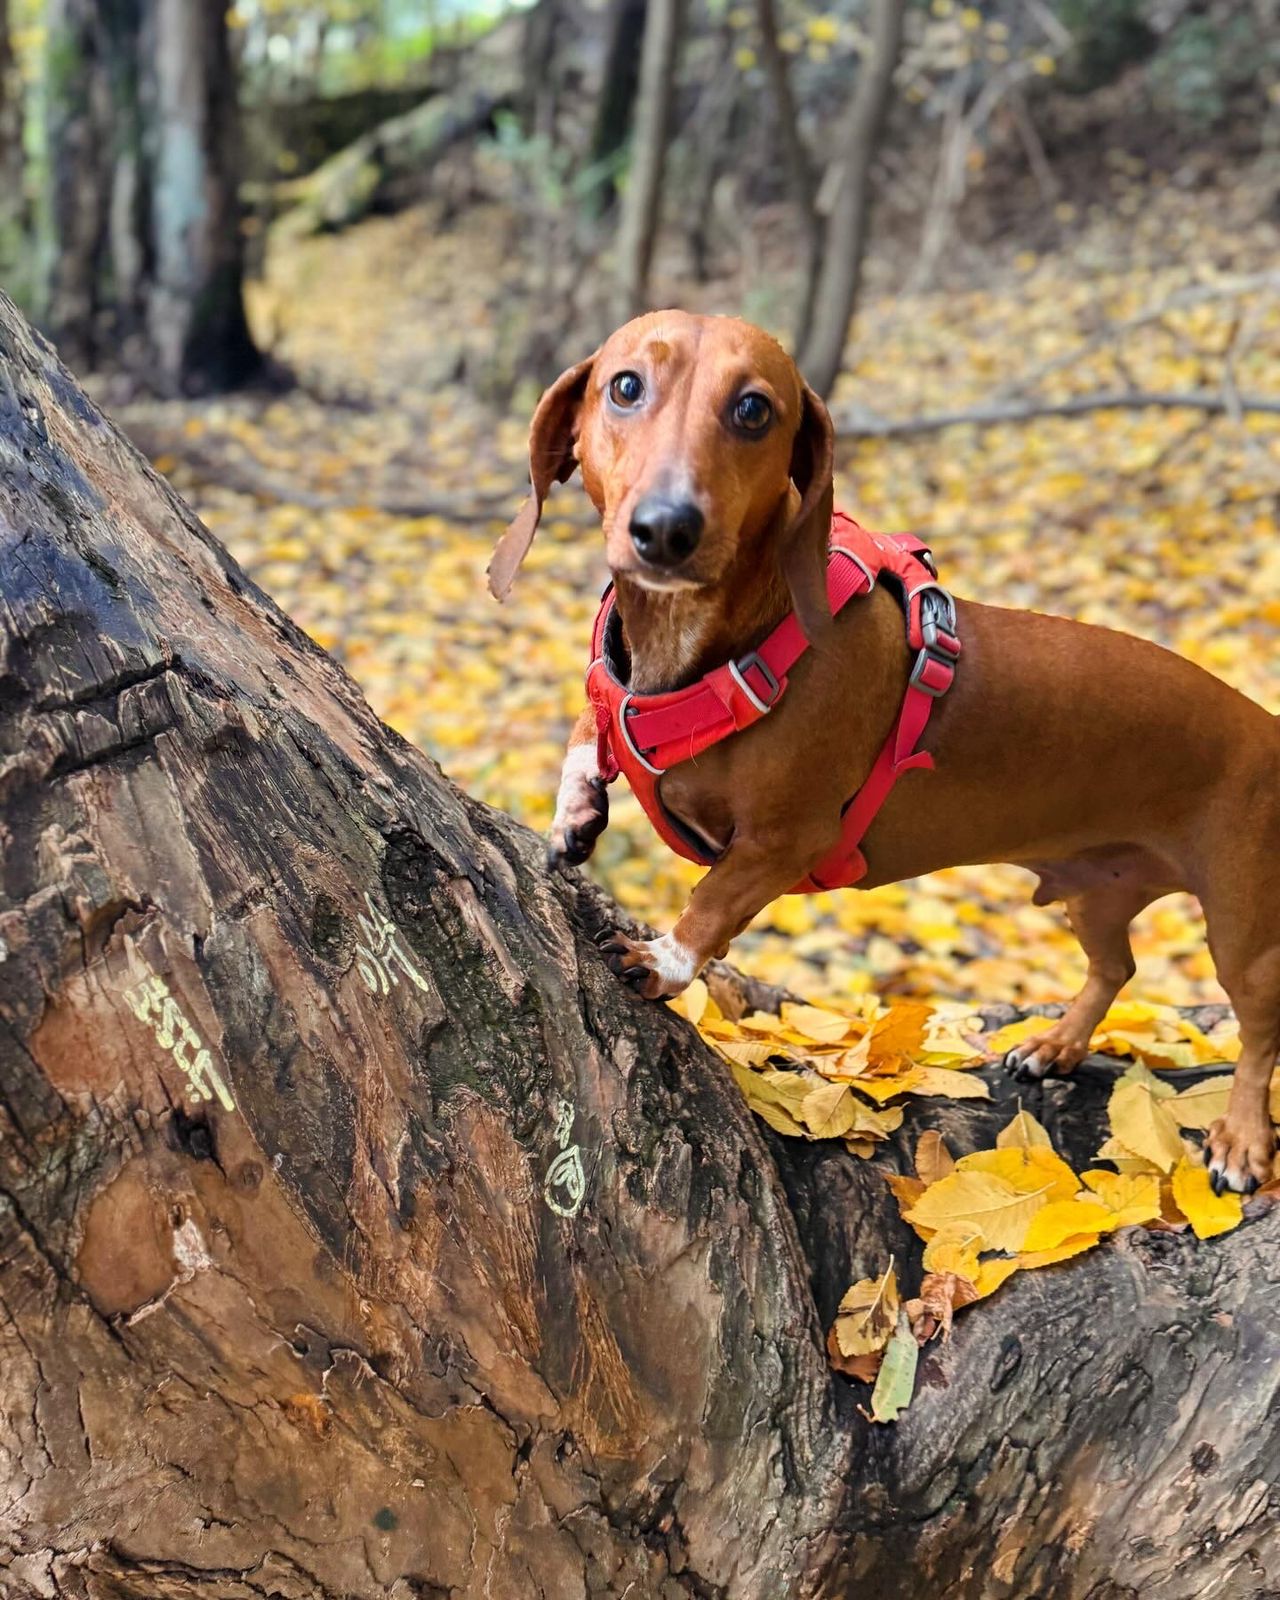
35, 0, 259, 391
0, 0, 1275, 396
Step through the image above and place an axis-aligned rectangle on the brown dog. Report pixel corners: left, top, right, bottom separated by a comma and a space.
490, 310, 1280, 1195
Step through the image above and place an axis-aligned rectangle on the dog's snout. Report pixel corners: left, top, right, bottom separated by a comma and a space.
629, 497, 704, 567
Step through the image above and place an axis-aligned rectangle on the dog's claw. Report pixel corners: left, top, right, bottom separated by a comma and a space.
1245, 1174, 1260, 1195
1210, 1166, 1226, 1196
1004, 1044, 1050, 1082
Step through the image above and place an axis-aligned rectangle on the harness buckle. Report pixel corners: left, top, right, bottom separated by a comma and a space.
908, 583, 960, 697
619, 693, 664, 775
728, 651, 782, 716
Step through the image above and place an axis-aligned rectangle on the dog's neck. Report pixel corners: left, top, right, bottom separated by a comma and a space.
613, 562, 792, 694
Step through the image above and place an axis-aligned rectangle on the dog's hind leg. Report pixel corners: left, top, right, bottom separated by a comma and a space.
1202, 902, 1280, 1193
1004, 879, 1159, 1081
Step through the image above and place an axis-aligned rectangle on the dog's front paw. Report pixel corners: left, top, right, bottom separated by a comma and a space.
1001, 1027, 1090, 1081
597, 930, 698, 1000
1207, 1114, 1275, 1194
548, 772, 608, 869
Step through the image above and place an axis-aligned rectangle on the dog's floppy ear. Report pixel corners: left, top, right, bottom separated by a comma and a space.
780, 381, 836, 643
488, 354, 596, 600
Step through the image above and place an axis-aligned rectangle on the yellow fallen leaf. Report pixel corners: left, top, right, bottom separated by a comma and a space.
731, 1065, 810, 1137
718, 1040, 780, 1068
1169, 1157, 1244, 1240
1168, 1076, 1232, 1130
848, 1098, 904, 1140
973, 1256, 1021, 1297
1080, 1169, 1162, 1224
905, 1170, 1057, 1253
954, 1144, 1081, 1203
847, 1067, 926, 1102
668, 978, 709, 1027
885, 1173, 926, 1212
1107, 1073, 1185, 1174
996, 1106, 1053, 1149
798, 1081, 858, 1139
1020, 1198, 1111, 1252
983, 1016, 1048, 1055
781, 1001, 857, 1044
1093, 1135, 1165, 1175
909, 1066, 991, 1099
868, 1001, 932, 1061
1019, 1236, 1099, 1268
974, 1234, 1100, 1300
921, 1224, 981, 1280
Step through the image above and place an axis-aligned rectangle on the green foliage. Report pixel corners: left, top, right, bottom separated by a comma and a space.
1148, 7, 1280, 126
1057, 0, 1156, 91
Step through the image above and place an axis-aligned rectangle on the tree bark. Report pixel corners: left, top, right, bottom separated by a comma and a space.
796, 0, 906, 399
3, 293, 1280, 1599
614, 0, 685, 320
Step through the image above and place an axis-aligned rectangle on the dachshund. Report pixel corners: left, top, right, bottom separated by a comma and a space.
489, 310, 1280, 1195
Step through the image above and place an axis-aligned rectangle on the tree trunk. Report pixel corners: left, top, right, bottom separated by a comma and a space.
3, 292, 1280, 1600
584, 0, 647, 218
146, 0, 260, 393
753, 0, 822, 351
0, 0, 23, 251
796, 0, 906, 399
37, 0, 258, 392
39, 0, 111, 370
614, 0, 684, 320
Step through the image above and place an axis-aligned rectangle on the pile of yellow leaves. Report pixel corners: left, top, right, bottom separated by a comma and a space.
670, 984, 1272, 1417
671, 983, 990, 1155
672, 983, 1244, 1156
829, 1081, 1261, 1421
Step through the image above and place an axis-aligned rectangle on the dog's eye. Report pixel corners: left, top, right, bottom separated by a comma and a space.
609, 372, 645, 407
732, 392, 772, 433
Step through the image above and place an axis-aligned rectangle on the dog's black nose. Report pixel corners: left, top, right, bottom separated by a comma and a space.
629, 497, 704, 567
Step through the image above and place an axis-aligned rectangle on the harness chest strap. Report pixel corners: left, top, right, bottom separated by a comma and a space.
586, 512, 961, 893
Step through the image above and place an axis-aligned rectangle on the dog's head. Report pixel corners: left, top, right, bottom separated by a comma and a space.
488, 310, 836, 640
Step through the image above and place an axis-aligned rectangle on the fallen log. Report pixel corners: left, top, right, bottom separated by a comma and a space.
274, 18, 524, 236
2, 293, 1279, 1599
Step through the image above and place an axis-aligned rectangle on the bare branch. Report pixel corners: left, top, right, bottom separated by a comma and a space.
836, 388, 1280, 439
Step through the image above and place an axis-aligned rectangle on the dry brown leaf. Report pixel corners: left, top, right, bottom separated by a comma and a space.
831, 1263, 900, 1359
915, 1130, 956, 1185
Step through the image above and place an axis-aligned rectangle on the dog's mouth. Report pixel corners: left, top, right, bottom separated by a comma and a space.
614, 563, 709, 594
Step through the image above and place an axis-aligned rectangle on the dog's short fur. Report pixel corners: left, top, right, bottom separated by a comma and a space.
492, 310, 1280, 1195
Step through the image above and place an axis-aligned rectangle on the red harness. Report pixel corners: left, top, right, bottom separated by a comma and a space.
585, 510, 961, 893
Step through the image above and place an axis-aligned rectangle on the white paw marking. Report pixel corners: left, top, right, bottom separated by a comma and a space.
552, 743, 600, 836
647, 932, 698, 989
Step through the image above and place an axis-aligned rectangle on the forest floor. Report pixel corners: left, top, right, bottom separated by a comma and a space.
123, 167, 1280, 1014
